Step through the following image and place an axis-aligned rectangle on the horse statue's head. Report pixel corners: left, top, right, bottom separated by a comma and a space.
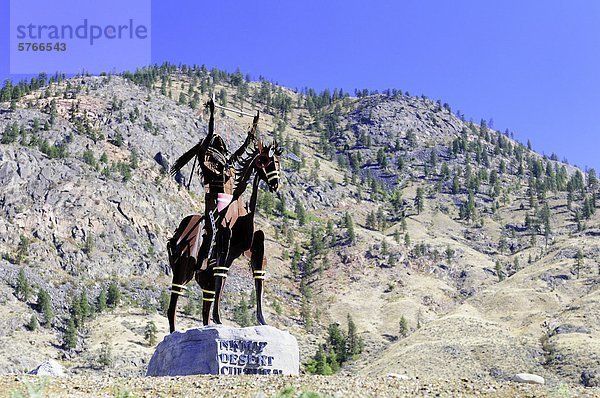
254, 140, 283, 192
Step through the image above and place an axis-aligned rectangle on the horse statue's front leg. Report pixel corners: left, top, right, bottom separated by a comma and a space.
195, 266, 216, 326
212, 227, 232, 324
251, 230, 268, 325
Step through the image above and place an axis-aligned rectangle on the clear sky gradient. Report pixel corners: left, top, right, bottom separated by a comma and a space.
2, 1, 599, 170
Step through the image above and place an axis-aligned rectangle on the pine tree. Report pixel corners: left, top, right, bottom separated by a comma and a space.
71, 297, 83, 328
445, 246, 455, 265
183, 295, 195, 316
327, 323, 347, 363
37, 289, 53, 326
309, 226, 325, 257
495, 261, 505, 282
218, 88, 228, 106
406, 130, 417, 147
80, 291, 90, 321
429, 150, 437, 171
397, 156, 404, 171
16, 235, 30, 264
452, 175, 460, 194
588, 168, 598, 191
377, 148, 388, 168
64, 318, 77, 349
301, 298, 312, 329
233, 295, 251, 327
498, 237, 508, 254
99, 340, 113, 368
346, 313, 362, 358
393, 229, 401, 244
438, 160, 449, 178
327, 351, 340, 373
273, 299, 283, 315
295, 200, 307, 225
404, 233, 411, 247
376, 207, 387, 230
81, 234, 94, 257
575, 249, 584, 279
277, 195, 287, 217
366, 211, 375, 230
107, 282, 121, 308
399, 315, 409, 338
288, 243, 299, 276
415, 187, 425, 214
259, 191, 275, 216
315, 345, 332, 375
97, 290, 107, 313
28, 314, 38, 331
462, 191, 476, 221
513, 257, 520, 273
345, 212, 356, 244
381, 239, 389, 256
82, 149, 96, 167
159, 290, 170, 316
144, 320, 158, 346
388, 253, 397, 267
15, 268, 31, 301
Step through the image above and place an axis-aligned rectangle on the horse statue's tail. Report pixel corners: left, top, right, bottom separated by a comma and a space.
168, 214, 208, 271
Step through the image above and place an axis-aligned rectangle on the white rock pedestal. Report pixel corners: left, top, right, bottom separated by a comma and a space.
146, 325, 299, 376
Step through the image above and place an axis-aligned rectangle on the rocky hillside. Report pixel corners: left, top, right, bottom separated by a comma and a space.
0, 65, 598, 389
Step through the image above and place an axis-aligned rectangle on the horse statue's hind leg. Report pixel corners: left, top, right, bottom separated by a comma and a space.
251, 230, 268, 325
166, 214, 205, 333
167, 256, 196, 333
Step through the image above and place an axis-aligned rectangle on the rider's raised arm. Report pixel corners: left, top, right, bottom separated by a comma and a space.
169, 98, 219, 179
228, 111, 260, 166
201, 98, 216, 151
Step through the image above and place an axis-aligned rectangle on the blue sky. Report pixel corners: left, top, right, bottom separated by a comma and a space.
2, 1, 599, 170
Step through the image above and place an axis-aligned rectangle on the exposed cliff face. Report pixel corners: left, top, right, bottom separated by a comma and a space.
349, 94, 465, 144
0, 70, 597, 384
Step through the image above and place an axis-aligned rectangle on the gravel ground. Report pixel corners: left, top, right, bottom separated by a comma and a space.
1, 375, 598, 398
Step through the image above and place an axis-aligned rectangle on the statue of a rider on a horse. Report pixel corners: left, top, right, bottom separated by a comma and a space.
166, 97, 282, 333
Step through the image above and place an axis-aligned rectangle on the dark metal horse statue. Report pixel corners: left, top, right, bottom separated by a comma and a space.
167, 139, 282, 332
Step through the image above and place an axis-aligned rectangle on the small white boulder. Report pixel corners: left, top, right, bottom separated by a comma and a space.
387, 373, 410, 380
27, 359, 65, 377
513, 373, 544, 385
